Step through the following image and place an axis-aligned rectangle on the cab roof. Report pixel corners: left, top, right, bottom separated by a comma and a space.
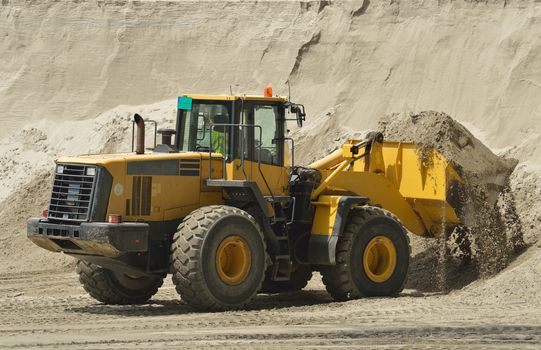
182, 94, 288, 102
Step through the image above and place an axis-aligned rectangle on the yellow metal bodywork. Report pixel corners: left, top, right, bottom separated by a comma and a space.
248, 161, 289, 196
58, 134, 461, 239
310, 196, 342, 238
56, 88, 292, 224
224, 159, 289, 196
57, 152, 224, 223
41, 93, 467, 283
309, 140, 462, 238
56, 150, 289, 224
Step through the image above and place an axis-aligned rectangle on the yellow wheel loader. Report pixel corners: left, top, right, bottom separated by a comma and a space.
27, 90, 463, 310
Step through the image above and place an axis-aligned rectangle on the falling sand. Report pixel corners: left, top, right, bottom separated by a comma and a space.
379, 111, 525, 290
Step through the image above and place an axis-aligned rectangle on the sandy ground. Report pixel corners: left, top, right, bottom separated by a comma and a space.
1, 268, 540, 350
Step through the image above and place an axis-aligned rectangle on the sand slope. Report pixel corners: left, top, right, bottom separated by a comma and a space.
2, 0, 541, 164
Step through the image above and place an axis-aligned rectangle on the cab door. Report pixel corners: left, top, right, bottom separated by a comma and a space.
240, 101, 289, 196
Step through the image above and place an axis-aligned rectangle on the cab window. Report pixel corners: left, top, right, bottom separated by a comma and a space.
253, 105, 281, 166
179, 101, 231, 156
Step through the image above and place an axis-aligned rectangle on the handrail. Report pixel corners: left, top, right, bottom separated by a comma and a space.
281, 137, 296, 193
207, 123, 274, 200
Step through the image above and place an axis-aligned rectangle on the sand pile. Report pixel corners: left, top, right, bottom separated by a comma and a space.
292, 108, 365, 165
0, 170, 75, 272
292, 110, 532, 291
0, 99, 176, 203
507, 162, 541, 246
379, 111, 525, 280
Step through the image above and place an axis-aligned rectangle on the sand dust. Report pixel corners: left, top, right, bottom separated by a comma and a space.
378, 111, 525, 277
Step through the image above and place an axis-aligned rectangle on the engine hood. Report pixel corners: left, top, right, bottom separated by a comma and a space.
55, 151, 217, 166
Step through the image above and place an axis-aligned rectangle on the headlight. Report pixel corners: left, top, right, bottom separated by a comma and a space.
56, 165, 64, 174
86, 167, 96, 176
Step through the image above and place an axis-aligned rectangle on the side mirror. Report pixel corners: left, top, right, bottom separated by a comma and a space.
288, 103, 306, 128
296, 109, 304, 127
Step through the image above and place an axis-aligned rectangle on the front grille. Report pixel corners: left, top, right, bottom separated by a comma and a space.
48, 164, 96, 222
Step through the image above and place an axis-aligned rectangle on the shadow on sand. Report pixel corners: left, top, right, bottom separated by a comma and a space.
66, 289, 332, 316
67, 242, 530, 316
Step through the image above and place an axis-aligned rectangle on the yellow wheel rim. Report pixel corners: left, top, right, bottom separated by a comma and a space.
363, 236, 397, 283
216, 235, 251, 285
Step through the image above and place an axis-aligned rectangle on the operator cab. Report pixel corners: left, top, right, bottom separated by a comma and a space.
173, 93, 304, 165
133, 90, 306, 196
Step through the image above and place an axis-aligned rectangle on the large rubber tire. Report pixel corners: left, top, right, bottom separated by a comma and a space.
170, 205, 267, 311
320, 206, 410, 301
260, 264, 313, 293
76, 261, 163, 304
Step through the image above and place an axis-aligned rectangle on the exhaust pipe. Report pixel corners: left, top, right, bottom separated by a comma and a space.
134, 113, 145, 154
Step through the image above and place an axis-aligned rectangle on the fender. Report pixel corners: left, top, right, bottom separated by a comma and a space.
308, 195, 368, 265
205, 179, 279, 255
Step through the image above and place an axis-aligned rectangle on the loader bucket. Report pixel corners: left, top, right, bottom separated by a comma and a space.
312, 140, 464, 237
378, 141, 463, 236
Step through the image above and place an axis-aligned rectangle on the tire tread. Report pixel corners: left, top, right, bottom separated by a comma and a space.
170, 205, 267, 311
76, 261, 163, 305
320, 206, 411, 301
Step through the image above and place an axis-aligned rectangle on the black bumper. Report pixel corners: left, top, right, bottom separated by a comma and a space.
27, 218, 149, 257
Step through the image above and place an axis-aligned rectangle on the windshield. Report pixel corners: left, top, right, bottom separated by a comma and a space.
179, 101, 232, 154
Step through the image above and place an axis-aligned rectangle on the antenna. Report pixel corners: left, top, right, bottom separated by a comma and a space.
287, 80, 291, 102
229, 85, 233, 95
